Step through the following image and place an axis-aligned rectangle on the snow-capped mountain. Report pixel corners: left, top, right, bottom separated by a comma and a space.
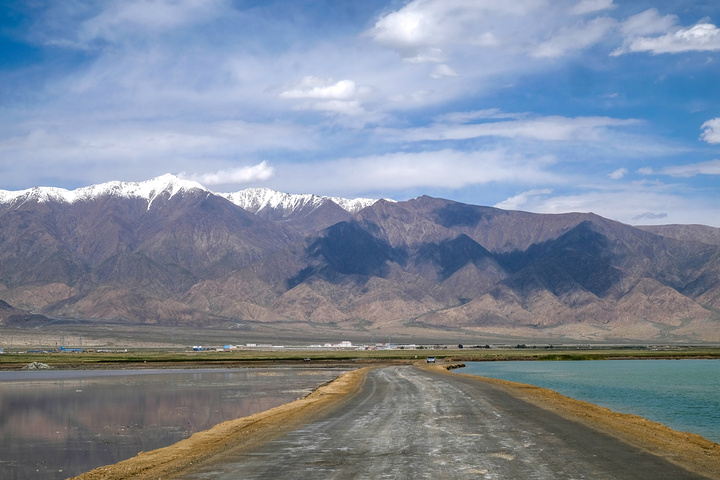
0, 174, 718, 343
0, 174, 206, 208
0, 174, 383, 215
221, 188, 379, 216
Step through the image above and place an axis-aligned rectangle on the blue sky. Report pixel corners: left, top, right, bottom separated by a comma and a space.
1, 0, 719, 226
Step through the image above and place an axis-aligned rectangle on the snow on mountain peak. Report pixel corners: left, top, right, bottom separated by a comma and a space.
0, 175, 384, 215
327, 196, 379, 214
0, 174, 208, 209
220, 187, 381, 215
221, 188, 323, 214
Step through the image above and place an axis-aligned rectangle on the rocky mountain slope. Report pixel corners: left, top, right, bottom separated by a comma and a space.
0, 175, 718, 342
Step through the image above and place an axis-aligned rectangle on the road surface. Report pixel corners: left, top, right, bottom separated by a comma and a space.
178, 366, 708, 479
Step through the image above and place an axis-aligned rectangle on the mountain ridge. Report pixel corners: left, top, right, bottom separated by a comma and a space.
0, 174, 385, 216
0, 175, 718, 343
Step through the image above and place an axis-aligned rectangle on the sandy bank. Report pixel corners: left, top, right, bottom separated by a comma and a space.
69, 367, 373, 480
433, 364, 720, 479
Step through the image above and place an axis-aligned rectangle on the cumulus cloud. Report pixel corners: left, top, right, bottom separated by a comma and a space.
370, 0, 620, 67
494, 189, 553, 210
280, 77, 369, 115
658, 160, 720, 177
281, 77, 359, 100
613, 21, 720, 55
700, 118, 720, 144
369, 0, 546, 62
179, 161, 275, 186
608, 167, 627, 179
369, 2, 449, 62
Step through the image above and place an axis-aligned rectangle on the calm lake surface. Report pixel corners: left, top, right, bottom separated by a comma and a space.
0, 367, 348, 480
459, 359, 720, 444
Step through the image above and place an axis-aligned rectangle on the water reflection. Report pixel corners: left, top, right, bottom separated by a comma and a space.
0, 368, 347, 479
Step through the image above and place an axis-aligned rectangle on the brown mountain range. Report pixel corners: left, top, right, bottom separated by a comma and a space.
1, 179, 718, 343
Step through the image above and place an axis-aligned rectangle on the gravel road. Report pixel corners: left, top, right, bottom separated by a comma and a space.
179, 365, 708, 479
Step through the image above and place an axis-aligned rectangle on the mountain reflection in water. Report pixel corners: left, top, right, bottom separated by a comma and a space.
0, 368, 347, 480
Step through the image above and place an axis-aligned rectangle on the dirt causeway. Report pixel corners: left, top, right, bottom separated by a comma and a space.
446, 367, 720, 479
69, 363, 720, 480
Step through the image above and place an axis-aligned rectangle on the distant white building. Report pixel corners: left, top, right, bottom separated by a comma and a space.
324, 341, 353, 348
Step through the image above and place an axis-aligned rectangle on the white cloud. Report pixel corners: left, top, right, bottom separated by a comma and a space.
370, 4, 440, 60
608, 167, 627, 179
494, 188, 553, 210
531, 17, 616, 58
389, 113, 638, 142
618, 9, 677, 37
613, 22, 720, 55
403, 48, 446, 65
0, 120, 313, 158
436, 109, 525, 123
0, 118, 314, 189
369, 0, 547, 62
700, 118, 720, 144
632, 211, 668, 222
370, 0, 618, 66
430, 64, 459, 79
503, 186, 719, 227
569, 0, 616, 16
179, 161, 275, 186
658, 160, 720, 177
280, 77, 359, 100
280, 77, 369, 115
47, 0, 224, 48
311, 100, 366, 116
271, 149, 561, 195
638, 167, 653, 175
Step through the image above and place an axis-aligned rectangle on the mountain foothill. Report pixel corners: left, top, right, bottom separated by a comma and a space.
1, 175, 718, 343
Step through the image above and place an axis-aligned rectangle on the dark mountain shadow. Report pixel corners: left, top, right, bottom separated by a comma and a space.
414, 234, 495, 280
287, 221, 405, 287
498, 221, 624, 297
435, 202, 487, 228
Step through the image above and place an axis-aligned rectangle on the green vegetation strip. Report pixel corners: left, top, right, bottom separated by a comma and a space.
2, 347, 720, 368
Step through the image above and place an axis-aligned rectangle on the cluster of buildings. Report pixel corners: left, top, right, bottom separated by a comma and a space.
192, 341, 422, 352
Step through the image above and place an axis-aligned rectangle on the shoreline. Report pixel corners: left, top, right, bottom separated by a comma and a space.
437, 364, 720, 479
69, 362, 720, 480
69, 367, 374, 480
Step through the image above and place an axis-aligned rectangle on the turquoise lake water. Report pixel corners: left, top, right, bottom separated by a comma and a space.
458, 359, 720, 444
